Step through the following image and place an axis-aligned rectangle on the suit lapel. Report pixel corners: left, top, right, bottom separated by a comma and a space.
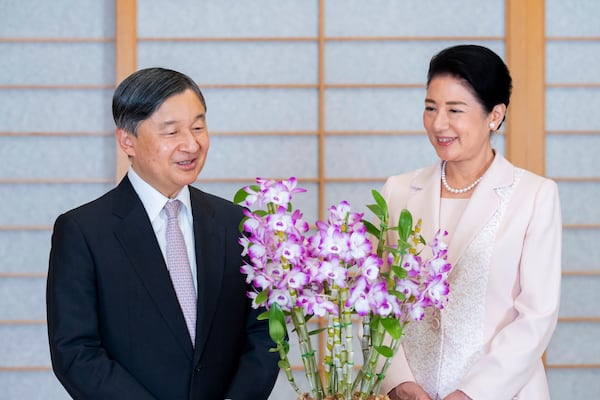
112, 178, 194, 358
445, 181, 498, 268
405, 163, 442, 255
403, 155, 515, 269
189, 188, 226, 364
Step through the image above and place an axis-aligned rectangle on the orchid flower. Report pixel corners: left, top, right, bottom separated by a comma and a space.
234, 178, 453, 400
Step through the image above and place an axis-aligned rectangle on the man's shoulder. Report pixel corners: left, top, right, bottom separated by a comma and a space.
65, 187, 116, 215
189, 185, 244, 219
60, 179, 134, 222
190, 185, 236, 206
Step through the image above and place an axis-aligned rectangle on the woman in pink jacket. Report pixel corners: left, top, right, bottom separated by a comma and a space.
381, 45, 562, 400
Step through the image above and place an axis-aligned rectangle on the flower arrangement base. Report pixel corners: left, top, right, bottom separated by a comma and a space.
297, 394, 390, 400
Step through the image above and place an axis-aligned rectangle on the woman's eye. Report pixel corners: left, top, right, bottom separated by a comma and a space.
425, 106, 435, 112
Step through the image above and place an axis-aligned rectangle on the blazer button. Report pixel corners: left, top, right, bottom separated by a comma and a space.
195, 365, 202, 373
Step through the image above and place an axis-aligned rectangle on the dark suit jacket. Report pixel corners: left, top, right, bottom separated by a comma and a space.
47, 177, 279, 400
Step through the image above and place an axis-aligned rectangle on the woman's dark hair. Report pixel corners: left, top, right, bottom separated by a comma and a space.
427, 45, 512, 121
112, 67, 206, 136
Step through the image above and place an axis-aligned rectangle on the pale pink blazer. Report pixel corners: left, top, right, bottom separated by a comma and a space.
379, 153, 561, 400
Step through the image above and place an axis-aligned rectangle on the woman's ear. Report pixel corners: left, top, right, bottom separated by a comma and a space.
490, 103, 507, 129
116, 128, 136, 157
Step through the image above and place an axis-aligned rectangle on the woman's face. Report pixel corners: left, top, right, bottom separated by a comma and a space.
423, 75, 494, 164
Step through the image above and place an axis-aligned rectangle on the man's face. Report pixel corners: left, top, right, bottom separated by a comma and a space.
119, 89, 209, 198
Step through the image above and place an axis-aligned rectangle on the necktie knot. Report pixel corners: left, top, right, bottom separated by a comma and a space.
164, 200, 181, 220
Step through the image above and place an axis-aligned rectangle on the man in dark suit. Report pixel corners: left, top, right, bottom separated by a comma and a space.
46, 67, 279, 400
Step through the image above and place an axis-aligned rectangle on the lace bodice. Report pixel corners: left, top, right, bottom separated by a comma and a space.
402, 169, 523, 398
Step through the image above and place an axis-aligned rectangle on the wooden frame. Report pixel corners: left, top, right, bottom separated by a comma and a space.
115, 0, 137, 180
505, 0, 546, 175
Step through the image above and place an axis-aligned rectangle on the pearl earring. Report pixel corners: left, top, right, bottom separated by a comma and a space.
489, 122, 495, 129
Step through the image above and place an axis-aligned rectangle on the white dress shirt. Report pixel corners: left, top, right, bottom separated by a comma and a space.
127, 167, 198, 293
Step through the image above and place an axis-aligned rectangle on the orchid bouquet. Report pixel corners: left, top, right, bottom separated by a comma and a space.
234, 177, 452, 400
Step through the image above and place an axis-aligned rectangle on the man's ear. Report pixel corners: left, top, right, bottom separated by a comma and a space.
116, 128, 136, 157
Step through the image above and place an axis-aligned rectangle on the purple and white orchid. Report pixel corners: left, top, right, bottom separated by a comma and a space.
235, 177, 452, 400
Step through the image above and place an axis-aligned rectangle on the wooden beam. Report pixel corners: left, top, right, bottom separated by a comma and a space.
505, 0, 546, 175
114, 0, 137, 181
318, 0, 326, 223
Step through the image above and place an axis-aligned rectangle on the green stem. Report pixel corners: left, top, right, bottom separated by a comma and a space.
325, 314, 334, 396
372, 336, 403, 395
376, 221, 387, 258
340, 288, 354, 400
360, 315, 371, 362
292, 306, 324, 399
356, 320, 386, 397
277, 341, 303, 395
332, 289, 343, 397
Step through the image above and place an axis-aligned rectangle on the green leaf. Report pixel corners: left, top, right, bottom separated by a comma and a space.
268, 303, 287, 343
255, 289, 270, 306
391, 265, 407, 280
233, 184, 259, 205
389, 289, 406, 302
366, 204, 384, 219
371, 190, 389, 219
253, 210, 268, 218
308, 327, 327, 336
256, 310, 270, 320
375, 345, 394, 358
396, 239, 411, 254
398, 209, 413, 242
384, 245, 399, 255
369, 315, 381, 331
233, 187, 249, 205
362, 220, 380, 238
238, 218, 248, 233
381, 317, 402, 340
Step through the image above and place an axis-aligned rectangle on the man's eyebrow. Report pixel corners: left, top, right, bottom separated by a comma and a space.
158, 113, 206, 128
158, 120, 178, 128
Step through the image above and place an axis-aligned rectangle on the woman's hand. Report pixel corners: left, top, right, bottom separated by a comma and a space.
389, 381, 433, 400
443, 390, 472, 400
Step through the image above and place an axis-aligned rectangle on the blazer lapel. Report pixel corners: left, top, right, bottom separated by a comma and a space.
189, 189, 226, 364
112, 178, 194, 358
445, 153, 515, 268
405, 162, 442, 255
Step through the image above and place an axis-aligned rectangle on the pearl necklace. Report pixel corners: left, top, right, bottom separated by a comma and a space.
441, 160, 483, 194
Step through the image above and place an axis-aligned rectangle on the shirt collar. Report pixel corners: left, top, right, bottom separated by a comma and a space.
127, 167, 192, 222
